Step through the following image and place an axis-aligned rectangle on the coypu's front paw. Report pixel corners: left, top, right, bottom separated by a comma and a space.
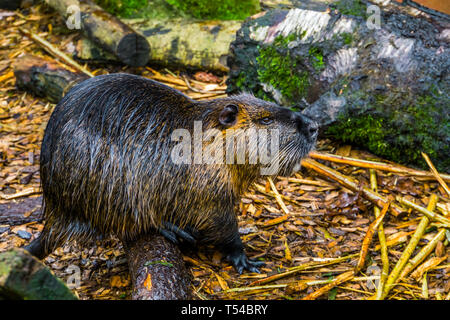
160, 222, 198, 245
227, 251, 265, 274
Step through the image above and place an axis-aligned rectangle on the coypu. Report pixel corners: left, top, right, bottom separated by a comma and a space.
25, 73, 318, 273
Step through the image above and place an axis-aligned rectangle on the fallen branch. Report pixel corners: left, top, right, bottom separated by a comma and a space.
0, 187, 41, 200
421, 152, 450, 196
369, 169, 389, 300
381, 195, 439, 299
410, 256, 448, 281
227, 4, 448, 170
288, 175, 333, 187
308, 152, 450, 182
399, 229, 447, 280
267, 177, 290, 214
302, 270, 355, 300
355, 201, 390, 273
249, 253, 358, 286
396, 196, 450, 228
373, 231, 415, 251
221, 284, 287, 294
301, 158, 405, 217
222, 275, 382, 296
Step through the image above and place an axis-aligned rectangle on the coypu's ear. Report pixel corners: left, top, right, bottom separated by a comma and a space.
219, 104, 238, 127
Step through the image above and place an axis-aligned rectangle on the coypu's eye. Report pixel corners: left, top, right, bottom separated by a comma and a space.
219, 104, 238, 127
259, 117, 274, 125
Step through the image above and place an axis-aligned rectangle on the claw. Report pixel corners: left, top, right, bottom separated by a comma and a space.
159, 222, 198, 245
163, 222, 197, 244
160, 228, 179, 244
227, 251, 265, 274
247, 260, 265, 274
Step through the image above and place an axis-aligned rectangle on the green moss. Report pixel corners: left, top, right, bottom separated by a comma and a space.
125, 0, 190, 20
333, 0, 367, 17
341, 32, 354, 45
164, 0, 260, 20
231, 34, 329, 104
327, 114, 392, 159
326, 90, 449, 171
94, 0, 148, 17
308, 46, 325, 71
256, 36, 310, 102
0, 250, 77, 300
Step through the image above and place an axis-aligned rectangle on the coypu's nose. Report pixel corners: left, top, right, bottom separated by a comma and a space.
294, 112, 318, 139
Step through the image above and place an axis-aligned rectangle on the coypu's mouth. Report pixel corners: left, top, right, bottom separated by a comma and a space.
277, 131, 317, 177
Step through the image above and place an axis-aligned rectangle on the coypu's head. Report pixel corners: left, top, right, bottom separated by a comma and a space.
198, 93, 318, 178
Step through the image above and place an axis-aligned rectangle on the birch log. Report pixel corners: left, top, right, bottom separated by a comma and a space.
226, 1, 450, 172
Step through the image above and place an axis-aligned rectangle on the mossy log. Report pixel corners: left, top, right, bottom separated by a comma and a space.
123, 233, 192, 300
45, 0, 150, 67
13, 54, 191, 299
13, 54, 88, 103
227, 1, 450, 172
0, 248, 77, 299
75, 18, 243, 72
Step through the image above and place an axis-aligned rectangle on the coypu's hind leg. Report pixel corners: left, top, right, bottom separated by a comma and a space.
24, 212, 96, 260
24, 234, 48, 259
23, 226, 66, 260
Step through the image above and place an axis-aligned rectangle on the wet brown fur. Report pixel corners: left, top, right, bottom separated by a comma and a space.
30, 73, 317, 267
